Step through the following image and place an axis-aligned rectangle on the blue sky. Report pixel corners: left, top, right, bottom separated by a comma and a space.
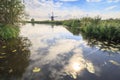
24, 0, 120, 20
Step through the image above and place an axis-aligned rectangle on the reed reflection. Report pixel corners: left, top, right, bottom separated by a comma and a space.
0, 37, 31, 80
66, 27, 120, 53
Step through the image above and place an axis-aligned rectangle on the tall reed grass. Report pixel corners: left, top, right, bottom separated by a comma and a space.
63, 17, 120, 43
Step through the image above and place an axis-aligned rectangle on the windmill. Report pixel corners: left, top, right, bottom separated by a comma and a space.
49, 12, 57, 21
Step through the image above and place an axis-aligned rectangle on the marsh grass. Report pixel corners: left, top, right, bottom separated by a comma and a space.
81, 18, 120, 43
63, 19, 80, 28
0, 24, 20, 40
63, 17, 120, 43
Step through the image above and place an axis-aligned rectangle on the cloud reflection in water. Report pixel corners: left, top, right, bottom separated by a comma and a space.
64, 49, 95, 79
20, 24, 96, 80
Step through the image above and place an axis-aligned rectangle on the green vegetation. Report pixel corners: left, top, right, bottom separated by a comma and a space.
63, 19, 80, 28
0, 24, 20, 40
80, 17, 120, 43
26, 20, 63, 25
61, 17, 120, 43
0, 0, 25, 39
0, 0, 24, 25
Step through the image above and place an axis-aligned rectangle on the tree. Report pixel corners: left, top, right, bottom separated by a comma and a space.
0, 0, 24, 25
31, 18, 35, 22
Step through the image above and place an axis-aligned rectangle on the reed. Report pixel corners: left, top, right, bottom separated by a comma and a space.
63, 17, 120, 43
0, 24, 20, 40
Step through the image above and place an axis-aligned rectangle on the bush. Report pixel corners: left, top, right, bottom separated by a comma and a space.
0, 24, 20, 40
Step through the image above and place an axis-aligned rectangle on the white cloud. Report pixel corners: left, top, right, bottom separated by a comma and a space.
86, 0, 101, 2
88, 11, 120, 19
24, 0, 120, 20
24, 0, 64, 20
59, 0, 78, 2
105, 5, 117, 11
107, 0, 120, 3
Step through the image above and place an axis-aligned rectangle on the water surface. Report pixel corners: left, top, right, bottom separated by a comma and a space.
0, 24, 120, 80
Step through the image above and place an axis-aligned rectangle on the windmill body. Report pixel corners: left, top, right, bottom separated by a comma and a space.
50, 12, 57, 21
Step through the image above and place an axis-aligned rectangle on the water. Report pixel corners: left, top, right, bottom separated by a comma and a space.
0, 24, 120, 80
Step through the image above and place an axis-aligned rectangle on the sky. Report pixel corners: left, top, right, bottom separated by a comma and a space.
24, 0, 120, 20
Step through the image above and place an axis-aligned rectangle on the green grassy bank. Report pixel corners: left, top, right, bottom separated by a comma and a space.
0, 24, 20, 40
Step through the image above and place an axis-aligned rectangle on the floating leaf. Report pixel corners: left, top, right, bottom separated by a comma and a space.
2, 46, 6, 48
9, 69, 13, 73
86, 62, 95, 73
109, 60, 120, 66
0, 56, 6, 59
71, 72, 77, 79
12, 50, 17, 52
1, 53, 6, 55
32, 67, 41, 73
22, 48, 25, 51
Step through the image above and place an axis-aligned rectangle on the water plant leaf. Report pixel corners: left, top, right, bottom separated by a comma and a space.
1, 53, 6, 55
32, 67, 41, 73
109, 60, 120, 66
71, 72, 77, 79
2, 46, 6, 48
86, 62, 95, 73
12, 50, 17, 53
22, 48, 25, 51
9, 69, 13, 73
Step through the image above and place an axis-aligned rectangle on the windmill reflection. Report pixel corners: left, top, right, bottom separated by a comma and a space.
51, 23, 54, 28
0, 37, 31, 80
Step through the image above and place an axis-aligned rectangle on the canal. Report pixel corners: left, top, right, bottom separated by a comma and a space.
0, 24, 120, 80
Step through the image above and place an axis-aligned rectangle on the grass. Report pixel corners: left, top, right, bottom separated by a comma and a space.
61, 17, 120, 43
80, 17, 120, 43
0, 24, 20, 40
63, 19, 80, 28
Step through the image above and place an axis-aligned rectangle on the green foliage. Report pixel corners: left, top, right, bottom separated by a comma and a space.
0, 0, 25, 25
0, 24, 20, 39
26, 20, 63, 25
81, 18, 120, 43
63, 17, 120, 43
63, 19, 80, 28
0, 0, 24, 40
